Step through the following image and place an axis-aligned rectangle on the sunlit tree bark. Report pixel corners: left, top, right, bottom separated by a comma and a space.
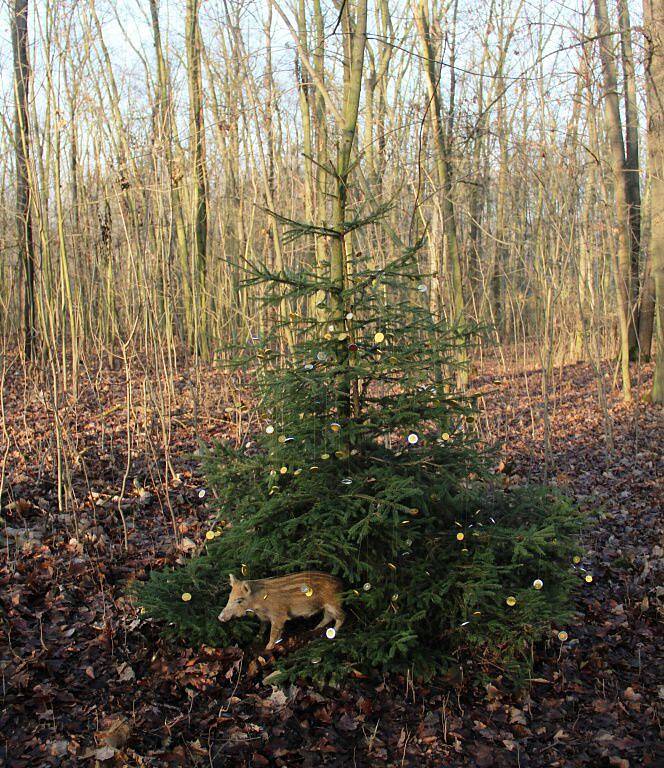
594, 0, 633, 400
186, 0, 209, 358
643, 0, 664, 402
11, 0, 36, 359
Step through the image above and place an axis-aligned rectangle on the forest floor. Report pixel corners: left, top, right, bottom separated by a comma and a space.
1, 359, 662, 767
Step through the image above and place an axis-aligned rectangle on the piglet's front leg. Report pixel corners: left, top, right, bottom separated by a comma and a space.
265, 615, 286, 650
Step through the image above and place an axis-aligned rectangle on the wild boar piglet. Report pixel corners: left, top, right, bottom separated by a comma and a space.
218, 571, 344, 649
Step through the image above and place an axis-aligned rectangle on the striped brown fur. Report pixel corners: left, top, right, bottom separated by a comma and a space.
218, 571, 344, 649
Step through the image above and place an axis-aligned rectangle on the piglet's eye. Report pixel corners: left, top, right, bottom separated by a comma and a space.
236, 598, 244, 604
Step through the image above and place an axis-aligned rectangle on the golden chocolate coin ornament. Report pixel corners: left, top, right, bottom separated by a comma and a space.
181, 592, 192, 602
456, 532, 465, 541
533, 579, 544, 590
205, 531, 215, 541
407, 433, 419, 445
558, 630, 568, 641
301, 584, 313, 597
265, 425, 275, 434
341, 478, 353, 485
417, 283, 427, 292
198, 489, 206, 498
585, 574, 593, 583
326, 627, 336, 639
330, 422, 341, 432
311, 657, 322, 664
278, 435, 287, 443
345, 312, 354, 320
280, 466, 288, 474
374, 331, 385, 343
573, 555, 581, 564
321, 453, 330, 460
442, 432, 450, 441
310, 465, 319, 472
363, 582, 372, 591
294, 468, 302, 476
241, 563, 248, 576
506, 596, 517, 606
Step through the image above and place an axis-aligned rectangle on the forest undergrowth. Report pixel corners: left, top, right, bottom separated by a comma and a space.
1, 358, 661, 767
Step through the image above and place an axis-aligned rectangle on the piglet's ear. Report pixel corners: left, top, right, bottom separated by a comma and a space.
242, 581, 252, 594
229, 573, 236, 585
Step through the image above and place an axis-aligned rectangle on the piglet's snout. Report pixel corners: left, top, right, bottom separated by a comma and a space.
218, 610, 228, 622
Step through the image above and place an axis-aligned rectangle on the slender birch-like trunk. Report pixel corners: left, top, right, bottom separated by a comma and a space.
12, 0, 36, 359
330, 0, 368, 416
617, 0, 642, 355
594, 0, 633, 400
643, 0, 664, 402
186, 0, 209, 359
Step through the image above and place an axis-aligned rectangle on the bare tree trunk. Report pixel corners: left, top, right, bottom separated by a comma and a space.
644, 0, 664, 402
150, 0, 187, 350
331, 0, 368, 417
617, 0, 642, 356
413, 0, 464, 326
412, 0, 467, 385
12, 0, 36, 359
594, 0, 633, 400
312, 0, 329, 319
637, 0, 656, 360
186, 0, 209, 359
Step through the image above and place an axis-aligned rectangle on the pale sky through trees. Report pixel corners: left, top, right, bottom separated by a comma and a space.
0, 0, 648, 175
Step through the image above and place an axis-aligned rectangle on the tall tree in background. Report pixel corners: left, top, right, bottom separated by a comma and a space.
412, 0, 468, 384
412, 0, 465, 327
150, 0, 188, 348
616, 0, 643, 355
644, 0, 664, 402
11, 0, 36, 359
594, 0, 635, 400
186, 0, 209, 358
330, 0, 368, 416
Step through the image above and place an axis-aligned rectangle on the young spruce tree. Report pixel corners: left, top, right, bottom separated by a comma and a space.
136, 235, 584, 683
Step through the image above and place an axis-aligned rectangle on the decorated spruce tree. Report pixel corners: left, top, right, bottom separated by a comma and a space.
136, 0, 582, 682
136, 237, 583, 682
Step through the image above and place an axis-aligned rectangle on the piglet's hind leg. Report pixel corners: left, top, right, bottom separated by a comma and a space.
314, 606, 335, 629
